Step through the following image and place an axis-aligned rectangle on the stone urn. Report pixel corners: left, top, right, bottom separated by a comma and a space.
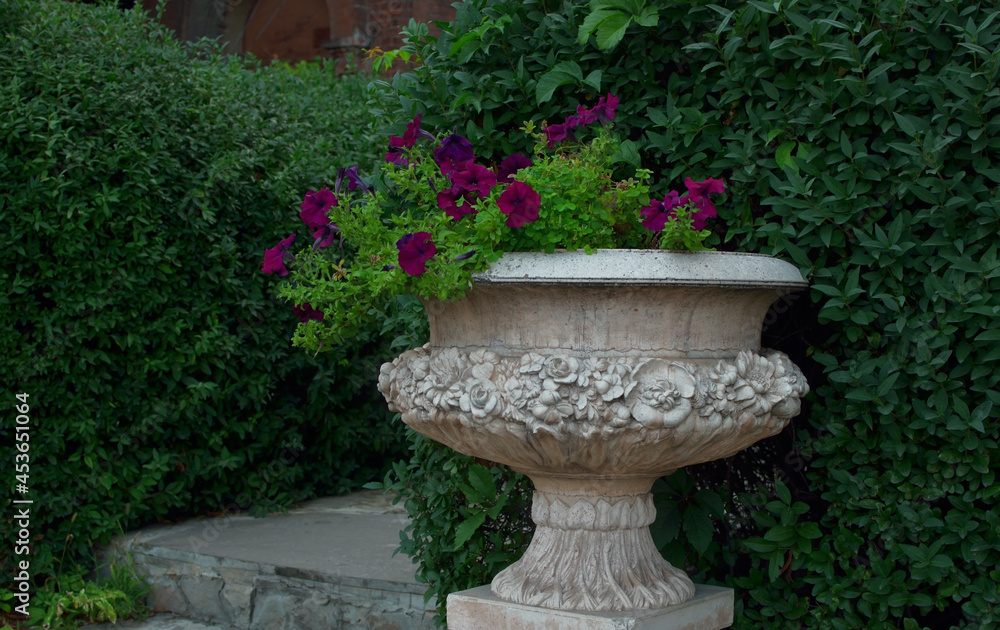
377, 249, 808, 612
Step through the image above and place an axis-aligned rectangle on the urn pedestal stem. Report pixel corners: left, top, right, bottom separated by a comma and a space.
491, 476, 695, 611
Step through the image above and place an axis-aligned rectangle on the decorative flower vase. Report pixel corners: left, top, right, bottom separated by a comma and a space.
378, 250, 809, 612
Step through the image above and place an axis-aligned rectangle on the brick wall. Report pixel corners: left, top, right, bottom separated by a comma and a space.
325, 0, 456, 61
143, 0, 456, 64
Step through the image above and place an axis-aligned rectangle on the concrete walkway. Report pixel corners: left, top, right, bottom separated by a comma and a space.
82, 491, 435, 630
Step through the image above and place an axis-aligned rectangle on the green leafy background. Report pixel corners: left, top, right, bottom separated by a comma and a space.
0, 0, 404, 607
372, 0, 1000, 627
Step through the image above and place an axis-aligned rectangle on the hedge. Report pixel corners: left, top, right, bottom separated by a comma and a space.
0, 0, 403, 602
370, 0, 1000, 627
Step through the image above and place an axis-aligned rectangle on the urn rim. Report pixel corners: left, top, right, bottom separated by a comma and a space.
473, 249, 808, 290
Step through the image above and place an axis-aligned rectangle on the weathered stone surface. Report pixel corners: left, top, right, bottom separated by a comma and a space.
95, 493, 434, 629
379, 250, 809, 613
250, 575, 433, 630
447, 584, 735, 630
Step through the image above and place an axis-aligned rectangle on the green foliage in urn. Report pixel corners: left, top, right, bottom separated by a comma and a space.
265, 101, 723, 351
369, 0, 1000, 627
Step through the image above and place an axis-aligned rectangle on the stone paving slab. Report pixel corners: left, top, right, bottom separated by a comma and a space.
80, 612, 238, 630
88, 491, 435, 630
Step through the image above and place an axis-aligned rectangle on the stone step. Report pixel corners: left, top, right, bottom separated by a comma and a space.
91, 491, 436, 630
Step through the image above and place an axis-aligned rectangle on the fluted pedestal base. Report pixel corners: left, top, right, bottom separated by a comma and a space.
490, 477, 695, 611
449, 584, 734, 630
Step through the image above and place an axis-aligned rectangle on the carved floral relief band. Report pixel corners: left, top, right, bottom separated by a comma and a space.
380, 347, 806, 475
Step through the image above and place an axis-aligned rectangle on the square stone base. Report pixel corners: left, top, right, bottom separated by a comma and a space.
447, 584, 734, 630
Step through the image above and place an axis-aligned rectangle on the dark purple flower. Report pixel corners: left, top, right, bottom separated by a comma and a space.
434, 134, 475, 173
404, 113, 434, 145
336, 166, 370, 195
498, 181, 541, 228
576, 103, 599, 125
299, 188, 337, 229
640, 191, 683, 232
453, 250, 476, 262
592, 93, 619, 125
684, 176, 726, 200
437, 189, 477, 221
396, 232, 437, 276
676, 194, 716, 230
545, 122, 575, 149
681, 177, 725, 228
313, 223, 341, 249
293, 303, 324, 322
389, 113, 433, 149
385, 149, 409, 167
262, 234, 296, 276
496, 153, 533, 183
451, 162, 497, 197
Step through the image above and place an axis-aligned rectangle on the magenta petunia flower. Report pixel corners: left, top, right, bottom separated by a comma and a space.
545, 122, 575, 149
593, 93, 619, 125
396, 232, 437, 276
404, 113, 434, 146
385, 150, 409, 167
262, 234, 296, 276
293, 303, 324, 322
496, 153, 533, 183
451, 162, 497, 197
640, 191, 683, 232
336, 166, 370, 195
313, 223, 340, 249
437, 189, 477, 221
498, 181, 541, 228
576, 103, 599, 125
299, 188, 337, 229
388, 113, 429, 149
685, 176, 726, 199
681, 177, 725, 228
434, 134, 475, 174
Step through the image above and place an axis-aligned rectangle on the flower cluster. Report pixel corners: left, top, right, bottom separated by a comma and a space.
261, 96, 728, 350
544, 94, 619, 148
640, 177, 725, 232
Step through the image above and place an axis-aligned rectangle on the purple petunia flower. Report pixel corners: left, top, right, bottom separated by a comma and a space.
640, 191, 683, 232
497, 181, 541, 228
299, 188, 337, 229
434, 134, 475, 174
404, 113, 434, 145
451, 162, 497, 197
545, 122, 575, 149
496, 153, 533, 183
592, 93, 619, 125
262, 234, 296, 276
293, 303, 324, 322
681, 177, 725, 229
336, 166, 371, 195
385, 149, 409, 167
313, 223, 341, 249
437, 189, 477, 221
576, 103, 599, 125
396, 232, 437, 276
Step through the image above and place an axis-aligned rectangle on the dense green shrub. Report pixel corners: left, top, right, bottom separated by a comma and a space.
371, 0, 1000, 627
0, 0, 402, 607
